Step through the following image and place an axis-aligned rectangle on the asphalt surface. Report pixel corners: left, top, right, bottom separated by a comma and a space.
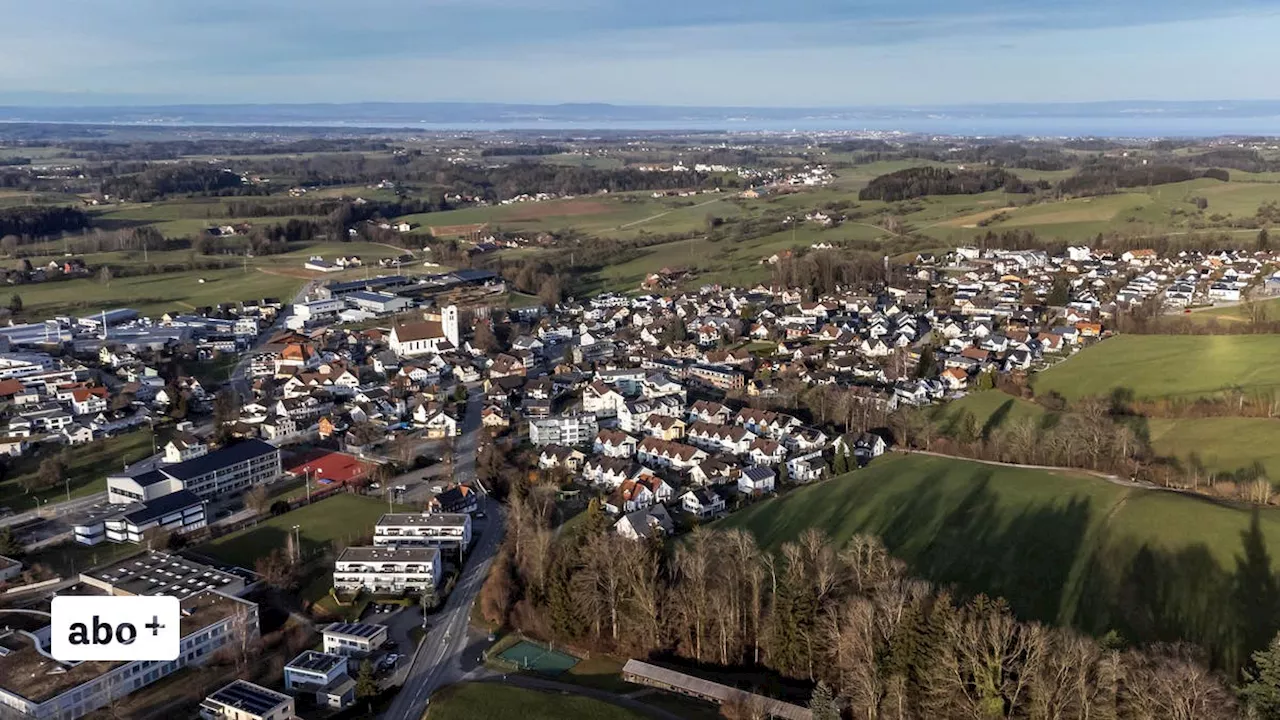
380, 386, 505, 720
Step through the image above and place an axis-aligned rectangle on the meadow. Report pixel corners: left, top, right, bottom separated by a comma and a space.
720, 452, 1280, 671
426, 683, 645, 720
1032, 334, 1280, 401
198, 493, 409, 568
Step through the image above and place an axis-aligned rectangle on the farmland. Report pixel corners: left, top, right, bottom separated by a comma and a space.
1032, 335, 1280, 401
720, 452, 1280, 670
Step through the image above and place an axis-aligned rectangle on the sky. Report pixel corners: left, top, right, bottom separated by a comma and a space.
2, 0, 1280, 107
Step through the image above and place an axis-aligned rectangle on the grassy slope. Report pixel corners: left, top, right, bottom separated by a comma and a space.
1146, 417, 1280, 478
1033, 335, 1280, 401
719, 453, 1280, 670
0, 430, 154, 512
931, 390, 1050, 434
426, 683, 645, 720
199, 493, 407, 567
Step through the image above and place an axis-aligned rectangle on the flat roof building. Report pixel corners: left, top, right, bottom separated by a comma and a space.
373, 512, 472, 555
200, 680, 294, 720
0, 590, 259, 720
334, 545, 442, 595
79, 550, 248, 598
321, 622, 389, 657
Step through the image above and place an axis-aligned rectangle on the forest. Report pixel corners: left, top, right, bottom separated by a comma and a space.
0, 206, 90, 239
859, 167, 1032, 202
100, 164, 258, 202
1057, 163, 1230, 196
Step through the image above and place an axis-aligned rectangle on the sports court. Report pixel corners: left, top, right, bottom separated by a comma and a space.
495, 639, 580, 675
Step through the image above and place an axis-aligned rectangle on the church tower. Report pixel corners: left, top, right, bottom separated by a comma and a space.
443, 304, 460, 348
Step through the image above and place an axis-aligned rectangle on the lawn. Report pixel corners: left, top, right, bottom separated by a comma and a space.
1146, 417, 1280, 480
23, 536, 142, 576
718, 452, 1280, 671
199, 493, 408, 568
931, 390, 1051, 435
425, 683, 645, 720
1033, 335, 1280, 401
0, 430, 155, 512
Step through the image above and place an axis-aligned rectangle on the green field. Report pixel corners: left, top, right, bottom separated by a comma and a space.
199, 493, 408, 567
0, 430, 154, 513
1147, 417, 1280, 479
426, 683, 645, 720
931, 390, 1051, 434
720, 452, 1280, 670
1033, 335, 1280, 401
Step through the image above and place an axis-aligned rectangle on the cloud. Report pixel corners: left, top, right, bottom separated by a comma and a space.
0, 0, 1277, 105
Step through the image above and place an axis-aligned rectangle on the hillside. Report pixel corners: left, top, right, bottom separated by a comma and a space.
719, 453, 1280, 671
1032, 335, 1280, 401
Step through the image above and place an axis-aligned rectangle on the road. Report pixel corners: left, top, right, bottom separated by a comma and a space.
229, 278, 318, 399
381, 386, 504, 720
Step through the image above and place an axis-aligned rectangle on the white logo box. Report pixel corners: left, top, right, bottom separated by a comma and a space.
51, 595, 181, 662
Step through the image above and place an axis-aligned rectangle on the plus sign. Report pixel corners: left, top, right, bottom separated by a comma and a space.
145, 616, 165, 636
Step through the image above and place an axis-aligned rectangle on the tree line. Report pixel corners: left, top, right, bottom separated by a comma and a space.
859, 167, 1034, 202
479, 144, 567, 157
1057, 163, 1229, 197
481, 491, 1247, 719
100, 164, 257, 202
0, 206, 90, 239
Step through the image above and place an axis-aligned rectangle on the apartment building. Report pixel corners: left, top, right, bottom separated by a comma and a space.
373, 513, 472, 555
528, 412, 598, 447
333, 546, 441, 594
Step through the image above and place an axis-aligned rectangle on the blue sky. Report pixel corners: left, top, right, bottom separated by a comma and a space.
2, 0, 1279, 106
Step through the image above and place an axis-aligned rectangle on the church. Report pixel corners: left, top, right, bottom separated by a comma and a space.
389, 305, 460, 358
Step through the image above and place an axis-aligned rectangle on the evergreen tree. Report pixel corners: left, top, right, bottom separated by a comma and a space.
7, 294, 20, 314
1261, 227, 1271, 253
809, 680, 839, 720
1242, 633, 1280, 719
915, 346, 936, 379
355, 659, 378, 699
0, 526, 23, 558
832, 451, 849, 475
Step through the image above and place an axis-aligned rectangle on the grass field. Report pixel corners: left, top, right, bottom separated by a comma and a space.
931, 390, 1051, 434
426, 683, 645, 720
0, 430, 154, 513
1033, 335, 1280, 401
719, 452, 1280, 671
1147, 417, 1280, 479
199, 493, 408, 568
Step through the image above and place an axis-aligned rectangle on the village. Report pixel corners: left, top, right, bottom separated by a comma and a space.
0, 237, 1273, 719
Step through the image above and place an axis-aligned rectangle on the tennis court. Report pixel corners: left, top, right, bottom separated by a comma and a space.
495, 639, 580, 675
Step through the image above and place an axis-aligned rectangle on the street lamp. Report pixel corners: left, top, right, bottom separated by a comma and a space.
291, 524, 301, 563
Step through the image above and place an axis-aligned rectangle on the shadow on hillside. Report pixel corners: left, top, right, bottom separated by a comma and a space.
821, 468, 1280, 675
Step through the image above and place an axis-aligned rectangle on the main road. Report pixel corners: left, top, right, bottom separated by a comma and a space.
381, 384, 505, 720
